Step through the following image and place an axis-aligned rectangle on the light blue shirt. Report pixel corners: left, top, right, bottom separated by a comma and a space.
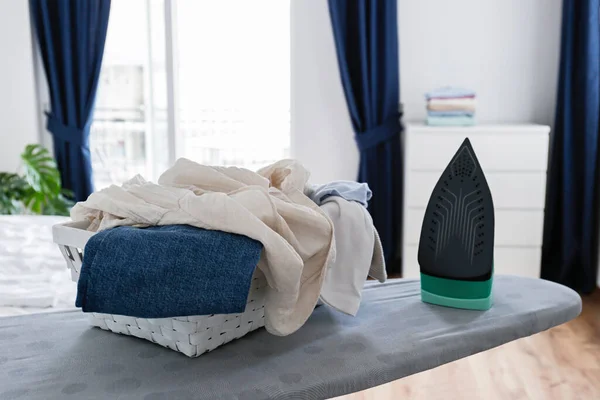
308, 181, 372, 207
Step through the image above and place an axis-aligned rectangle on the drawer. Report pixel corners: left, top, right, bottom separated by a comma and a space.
402, 244, 541, 279
403, 208, 544, 246
405, 171, 547, 209
406, 132, 549, 172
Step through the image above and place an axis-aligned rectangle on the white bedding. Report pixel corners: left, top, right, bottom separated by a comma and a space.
0, 216, 76, 316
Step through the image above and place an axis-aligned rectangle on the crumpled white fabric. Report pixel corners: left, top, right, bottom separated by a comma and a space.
318, 196, 386, 316
71, 158, 335, 336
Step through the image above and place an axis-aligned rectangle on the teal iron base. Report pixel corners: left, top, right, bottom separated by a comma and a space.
420, 273, 493, 310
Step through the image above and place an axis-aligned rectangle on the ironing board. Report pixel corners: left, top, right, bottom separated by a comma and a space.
0, 276, 581, 400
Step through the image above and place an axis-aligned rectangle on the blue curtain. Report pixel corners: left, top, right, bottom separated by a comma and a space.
328, 0, 402, 272
541, 0, 600, 293
30, 0, 111, 201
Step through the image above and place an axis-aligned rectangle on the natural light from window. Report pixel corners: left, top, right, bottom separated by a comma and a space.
91, 0, 290, 190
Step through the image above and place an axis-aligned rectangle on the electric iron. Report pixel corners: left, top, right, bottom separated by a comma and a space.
418, 138, 494, 310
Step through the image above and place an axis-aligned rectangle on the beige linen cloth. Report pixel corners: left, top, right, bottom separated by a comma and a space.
70, 158, 335, 336
318, 196, 386, 316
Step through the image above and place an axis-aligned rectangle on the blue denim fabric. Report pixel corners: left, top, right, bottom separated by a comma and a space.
309, 181, 372, 207
76, 225, 263, 318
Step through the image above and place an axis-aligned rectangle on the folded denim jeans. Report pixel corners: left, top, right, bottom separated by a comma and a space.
76, 225, 262, 318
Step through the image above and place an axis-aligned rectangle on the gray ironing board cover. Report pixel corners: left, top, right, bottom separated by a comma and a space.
0, 276, 581, 400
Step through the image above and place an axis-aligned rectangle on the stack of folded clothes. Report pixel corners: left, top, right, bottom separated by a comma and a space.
426, 87, 476, 126
72, 159, 386, 337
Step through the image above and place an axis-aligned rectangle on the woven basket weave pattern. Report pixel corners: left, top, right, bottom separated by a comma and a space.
55, 226, 267, 358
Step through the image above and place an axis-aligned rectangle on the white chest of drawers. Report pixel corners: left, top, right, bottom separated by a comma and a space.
402, 124, 550, 278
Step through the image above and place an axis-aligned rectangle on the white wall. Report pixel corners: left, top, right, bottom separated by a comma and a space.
0, 0, 40, 172
399, 0, 562, 124
291, 0, 562, 182
290, 0, 358, 184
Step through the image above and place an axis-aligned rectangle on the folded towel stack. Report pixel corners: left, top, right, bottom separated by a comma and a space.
426, 87, 476, 126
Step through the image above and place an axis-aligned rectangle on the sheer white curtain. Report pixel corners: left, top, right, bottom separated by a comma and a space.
90, 0, 290, 189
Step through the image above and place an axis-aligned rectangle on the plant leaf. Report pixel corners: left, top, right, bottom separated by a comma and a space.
0, 172, 28, 214
61, 188, 74, 200
42, 193, 74, 216
20, 144, 61, 196
22, 189, 47, 215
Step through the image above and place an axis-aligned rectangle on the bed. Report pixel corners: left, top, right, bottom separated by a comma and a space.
0, 215, 75, 316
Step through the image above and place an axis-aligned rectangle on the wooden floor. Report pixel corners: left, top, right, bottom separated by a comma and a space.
334, 289, 600, 400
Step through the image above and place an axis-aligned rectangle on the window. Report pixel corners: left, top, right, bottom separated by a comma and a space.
91, 0, 161, 189
91, 0, 290, 189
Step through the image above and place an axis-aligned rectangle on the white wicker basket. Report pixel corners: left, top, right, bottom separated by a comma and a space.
52, 221, 267, 357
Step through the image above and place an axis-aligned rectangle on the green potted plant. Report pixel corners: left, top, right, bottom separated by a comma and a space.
0, 144, 74, 216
